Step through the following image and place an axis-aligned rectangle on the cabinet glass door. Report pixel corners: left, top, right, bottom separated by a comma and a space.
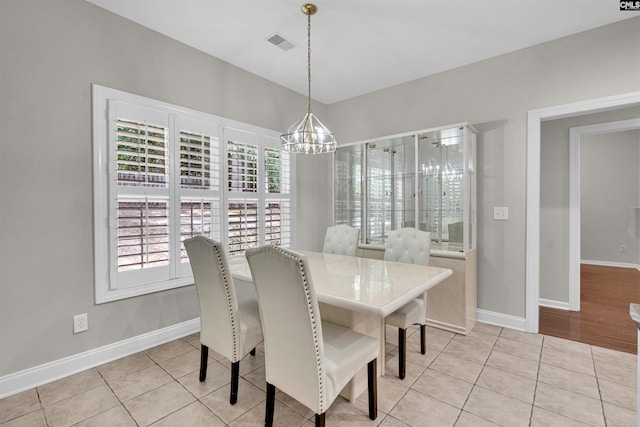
418, 128, 465, 251
334, 145, 363, 231
365, 136, 415, 245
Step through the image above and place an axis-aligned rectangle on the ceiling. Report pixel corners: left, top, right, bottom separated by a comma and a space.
86, 0, 638, 104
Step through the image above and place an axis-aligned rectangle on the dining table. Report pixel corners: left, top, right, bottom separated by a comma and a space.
227, 250, 453, 401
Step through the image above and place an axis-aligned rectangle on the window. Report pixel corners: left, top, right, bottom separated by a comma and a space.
225, 130, 293, 256
93, 85, 295, 303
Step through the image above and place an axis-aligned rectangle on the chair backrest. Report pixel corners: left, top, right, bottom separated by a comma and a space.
448, 221, 464, 243
322, 224, 360, 256
384, 228, 431, 266
245, 246, 325, 413
184, 236, 240, 362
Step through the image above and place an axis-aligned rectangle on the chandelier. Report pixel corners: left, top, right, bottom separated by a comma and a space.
280, 3, 337, 155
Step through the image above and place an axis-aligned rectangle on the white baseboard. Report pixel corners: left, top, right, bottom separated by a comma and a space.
539, 298, 570, 310
581, 259, 640, 270
476, 309, 526, 332
425, 319, 467, 335
0, 318, 200, 399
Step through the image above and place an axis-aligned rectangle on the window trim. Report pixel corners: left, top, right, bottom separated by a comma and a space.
93, 85, 295, 303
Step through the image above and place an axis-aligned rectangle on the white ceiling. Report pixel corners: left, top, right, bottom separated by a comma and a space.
86, 0, 638, 104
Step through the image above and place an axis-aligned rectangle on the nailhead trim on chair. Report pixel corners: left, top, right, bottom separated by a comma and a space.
192, 235, 240, 362
270, 246, 326, 413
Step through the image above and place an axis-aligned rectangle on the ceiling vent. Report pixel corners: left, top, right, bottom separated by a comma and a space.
267, 33, 296, 51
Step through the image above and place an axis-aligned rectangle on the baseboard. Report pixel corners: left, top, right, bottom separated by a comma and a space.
581, 259, 640, 270
0, 318, 200, 399
425, 319, 467, 335
539, 298, 570, 310
476, 309, 526, 331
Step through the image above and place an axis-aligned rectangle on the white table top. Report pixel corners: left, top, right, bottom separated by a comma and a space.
228, 250, 453, 317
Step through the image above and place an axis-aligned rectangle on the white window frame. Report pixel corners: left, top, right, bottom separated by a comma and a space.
93, 85, 296, 303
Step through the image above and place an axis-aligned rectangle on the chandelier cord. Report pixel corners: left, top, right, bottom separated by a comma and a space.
307, 10, 312, 114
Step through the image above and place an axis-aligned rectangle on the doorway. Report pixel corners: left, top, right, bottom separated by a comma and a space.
525, 91, 640, 334
569, 120, 640, 309
537, 114, 640, 353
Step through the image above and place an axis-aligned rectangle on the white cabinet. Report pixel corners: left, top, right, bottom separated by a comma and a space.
427, 250, 477, 334
355, 246, 477, 335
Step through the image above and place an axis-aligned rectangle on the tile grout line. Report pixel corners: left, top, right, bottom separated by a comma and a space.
95, 366, 141, 426
529, 334, 544, 427
451, 326, 503, 426
590, 344, 608, 427
153, 337, 230, 426
35, 386, 51, 427
376, 327, 453, 426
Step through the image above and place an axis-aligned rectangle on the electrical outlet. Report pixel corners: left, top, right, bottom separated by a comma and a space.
619, 245, 627, 253
73, 313, 88, 334
493, 207, 509, 221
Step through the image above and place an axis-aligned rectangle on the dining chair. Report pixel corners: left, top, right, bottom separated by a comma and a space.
322, 224, 360, 256
246, 245, 378, 427
384, 227, 431, 379
184, 236, 263, 405
448, 221, 464, 243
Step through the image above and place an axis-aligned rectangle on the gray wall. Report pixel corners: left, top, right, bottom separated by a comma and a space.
581, 130, 640, 264
0, 0, 330, 376
539, 108, 640, 302
328, 17, 640, 317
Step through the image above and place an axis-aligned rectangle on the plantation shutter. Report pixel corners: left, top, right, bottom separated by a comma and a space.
177, 118, 222, 276
227, 140, 258, 193
110, 101, 171, 289
263, 136, 292, 248
225, 128, 260, 255
227, 201, 259, 255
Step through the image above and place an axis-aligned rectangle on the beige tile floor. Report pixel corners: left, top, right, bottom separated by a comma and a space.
1, 322, 637, 426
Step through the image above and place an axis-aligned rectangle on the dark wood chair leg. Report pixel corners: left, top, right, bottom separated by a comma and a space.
398, 328, 406, 379
315, 413, 326, 427
367, 359, 377, 420
420, 324, 426, 355
230, 361, 240, 405
250, 348, 256, 356
199, 345, 209, 382
265, 383, 276, 427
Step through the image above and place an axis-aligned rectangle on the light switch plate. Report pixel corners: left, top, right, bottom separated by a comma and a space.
494, 207, 509, 221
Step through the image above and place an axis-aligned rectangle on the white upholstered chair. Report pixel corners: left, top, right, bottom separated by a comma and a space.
184, 236, 263, 405
246, 245, 378, 427
384, 228, 431, 379
322, 224, 360, 256
448, 221, 464, 244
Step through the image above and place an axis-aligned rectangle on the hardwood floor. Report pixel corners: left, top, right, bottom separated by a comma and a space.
539, 264, 640, 354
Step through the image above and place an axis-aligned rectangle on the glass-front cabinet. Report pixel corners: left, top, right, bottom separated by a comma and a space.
333, 122, 478, 334
334, 123, 477, 253
419, 125, 476, 252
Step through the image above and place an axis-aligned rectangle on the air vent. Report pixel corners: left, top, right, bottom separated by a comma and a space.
267, 33, 296, 51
